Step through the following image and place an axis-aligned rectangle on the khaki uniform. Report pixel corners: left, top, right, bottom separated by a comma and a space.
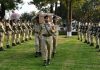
16, 22, 21, 44
24, 22, 28, 41
52, 24, 58, 54
12, 22, 17, 46
21, 22, 26, 42
95, 26, 99, 49
87, 23, 91, 44
41, 22, 53, 61
34, 23, 42, 54
5, 21, 12, 48
0, 21, 5, 51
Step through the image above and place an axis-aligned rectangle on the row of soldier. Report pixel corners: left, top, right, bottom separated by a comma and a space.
32, 13, 60, 66
0, 19, 33, 51
77, 22, 100, 52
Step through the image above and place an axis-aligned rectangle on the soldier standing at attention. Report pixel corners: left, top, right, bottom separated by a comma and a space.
89, 23, 94, 45
41, 15, 55, 66
5, 20, 13, 48
87, 23, 91, 44
97, 24, 100, 51
0, 19, 5, 51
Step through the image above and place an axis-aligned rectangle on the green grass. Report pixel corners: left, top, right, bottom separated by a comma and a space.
0, 36, 100, 70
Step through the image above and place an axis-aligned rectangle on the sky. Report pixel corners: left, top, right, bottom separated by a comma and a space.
5, 0, 39, 19
18, 0, 39, 14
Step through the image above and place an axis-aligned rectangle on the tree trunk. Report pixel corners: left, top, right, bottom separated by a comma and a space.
67, 0, 72, 37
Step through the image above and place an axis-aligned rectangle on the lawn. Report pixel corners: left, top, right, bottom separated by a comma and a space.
0, 36, 100, 70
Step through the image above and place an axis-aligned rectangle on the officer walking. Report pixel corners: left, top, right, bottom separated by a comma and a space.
52, 15, 59, 58
41, 15, 55, 66
33, 16, 42, 57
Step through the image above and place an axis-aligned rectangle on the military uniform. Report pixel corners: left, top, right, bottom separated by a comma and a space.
12, 21, 17, 46
5, 20, 12, 48
87, 23, 91, 44
41, 19, 54, 66
0, 21, 5, 51
90, 24, 95, 46
52, 16, 59, 58
21, 22, 26, 43
80, 24, 84, 41
16, 21, 21, 44
83, 23, 88, 43
97, 26, 100, 51
95, 25, 99, 49
33, 22, 42, 57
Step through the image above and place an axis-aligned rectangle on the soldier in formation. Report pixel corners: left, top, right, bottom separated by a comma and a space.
78, 22, 100, 52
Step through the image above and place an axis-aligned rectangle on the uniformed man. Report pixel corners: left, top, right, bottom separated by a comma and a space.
29, 22, 33, 40
83, 23, 88, 43
80, 23, 84, 41
87, 23, 91, 44
41, 15, 55, 66
33, 16, 42, 57
21, 20, 26, 43
0, 19, 5, 51
52, 15, 59, 58
24, 21, 28, 41
90, 23, 95, 46
16, 20, 22, 44
12, 20, 17, 46
5, 20, 13, 48
77, 22, 80, 40
97, 23, 100, 51
95, 23, 99, 49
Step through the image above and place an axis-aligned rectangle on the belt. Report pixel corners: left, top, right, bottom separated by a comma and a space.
42, 34, 52, 37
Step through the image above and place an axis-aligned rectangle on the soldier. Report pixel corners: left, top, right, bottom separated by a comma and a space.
33, 16, 42, 57
79, 23, 84, 41
12, 20, 17, 46
87, 23, 91, 44
0, 19, 5, 51
97, 24, 100, 51
83, 23, 88, 43
77, 22, 80, 40
41, 15, 55, 66
24, 21, 28, 41
28, 22, 33, 40
89, 23, 95, 46
5, 20, 13, 48
21, 20, 26, 43
16, 20, 22, 44
52, 15, 59, 58
95, 23, 99, 49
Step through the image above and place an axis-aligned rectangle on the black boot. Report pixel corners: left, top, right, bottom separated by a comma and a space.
84, 40, 87, 43
97, 49, 100, 52
6, 45, 10, 48
47, 59, 51, 65
78, 38, 79, 40
87, 42, 90, 44
12, 43, 16, 46
52, 52, 55, 58
90, 43, 94, 46
25, 38, 28, 41
95, 45, 99, 49
39, 52, 41, 57
29, 37, 32, 40
0, 47, 5, 51
16, 42, 20, 45
43, 60, 47, 66
34, 52, 39, 57
21, 40, 24, 43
